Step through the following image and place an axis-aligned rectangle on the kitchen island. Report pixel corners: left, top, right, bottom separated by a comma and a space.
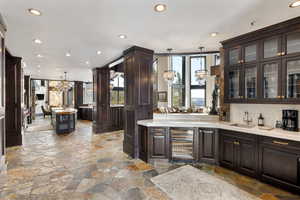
138, 119, 300, 193
52, 108, 77, 134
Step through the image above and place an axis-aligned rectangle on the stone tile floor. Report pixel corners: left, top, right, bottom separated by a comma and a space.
0, 119, 299, 200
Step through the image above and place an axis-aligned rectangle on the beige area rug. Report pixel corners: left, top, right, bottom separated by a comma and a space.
151, 165, 259, 200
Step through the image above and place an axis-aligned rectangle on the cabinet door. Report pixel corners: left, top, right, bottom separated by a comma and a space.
243, 43, 258, 64
227, 68, 244, 101
236, 138, 258, 177
219, 133, 235, 169
261, 60, 283, 102
149, 128, 168, 159
262, 36, 282, 61
260, 144, 299, 188
244, 65, 258, 101
283, 30, 300, 58
228, 46, 242, 66
199, 129, 218, 164
282, 57, 300, 102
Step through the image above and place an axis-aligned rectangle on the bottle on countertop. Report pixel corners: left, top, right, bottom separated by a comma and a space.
258, 113, 264, 127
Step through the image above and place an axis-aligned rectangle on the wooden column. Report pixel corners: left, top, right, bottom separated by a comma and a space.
123, 46, 154, 158
5, 50, 22, 147
0, 14, 6, 171
74, 81, 83, 108
92, 66, 112, 133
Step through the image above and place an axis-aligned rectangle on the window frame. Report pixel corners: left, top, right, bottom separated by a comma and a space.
171, 55, 186, 107
190, 56, 207, 107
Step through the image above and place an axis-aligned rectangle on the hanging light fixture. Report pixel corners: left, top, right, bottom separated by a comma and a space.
194, 46, 208, 86
163, 70, 176, 82
163, 48, 176, 84
55, 72, 73, 93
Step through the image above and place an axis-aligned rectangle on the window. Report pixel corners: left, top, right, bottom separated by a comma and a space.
83, 82, 93, 104
171, 56, 185, 107
214, 54, 220, 65
190, 56, 206, 107
110, 73, 124, 105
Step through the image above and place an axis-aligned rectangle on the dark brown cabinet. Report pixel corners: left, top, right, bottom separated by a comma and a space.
219, 130, 258, 178
79, 107, 93, 121
149, 128, 169, 159
259, 136, 300, 192
223, 17, 300, 104
198, 128, 218, 164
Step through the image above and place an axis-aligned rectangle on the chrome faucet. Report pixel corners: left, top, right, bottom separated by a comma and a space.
243, 111, 252, 125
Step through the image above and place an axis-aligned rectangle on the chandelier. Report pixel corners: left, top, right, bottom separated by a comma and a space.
195, 69, 208, 86
54, 72, 73, 93
163, 70, 176, 82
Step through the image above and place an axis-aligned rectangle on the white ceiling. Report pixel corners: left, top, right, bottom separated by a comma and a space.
0, 0, 299, 81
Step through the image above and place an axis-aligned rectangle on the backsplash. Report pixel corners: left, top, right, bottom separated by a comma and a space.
230, 104, 300, 128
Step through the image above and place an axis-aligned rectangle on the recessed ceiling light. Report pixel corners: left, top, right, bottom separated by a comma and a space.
154, 4, 167, 12
36, 54, 43, 58
118, 34, 127, 39
289, 0, 300, 7
28, 8, 42, 16
86, 61, 90, 65
210, 32, 218, 37
66, 52, 71, 57
97, 50, 102, 55
37, 65, 41, 68
38, 70, 41, 73
34, 39, 42, 44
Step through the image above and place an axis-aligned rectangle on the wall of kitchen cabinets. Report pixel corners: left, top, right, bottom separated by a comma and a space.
222, 17, 300, 104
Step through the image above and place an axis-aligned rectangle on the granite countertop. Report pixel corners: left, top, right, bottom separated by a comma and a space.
137, 119, 300, 142
53, 108, 78, 114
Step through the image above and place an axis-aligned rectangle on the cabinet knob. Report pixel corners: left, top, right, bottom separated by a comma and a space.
281, 52, 286, 56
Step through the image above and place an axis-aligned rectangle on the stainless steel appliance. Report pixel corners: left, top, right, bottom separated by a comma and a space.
282, 110, 298, 132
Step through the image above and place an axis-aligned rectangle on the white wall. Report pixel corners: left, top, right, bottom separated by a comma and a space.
230, 104, 300, 127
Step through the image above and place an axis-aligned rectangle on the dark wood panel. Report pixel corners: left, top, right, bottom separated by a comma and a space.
219, 134, 235, 169
138, 126, 148, 162
236, 138, 258, 177
92, 67, 112, 133
5, 50, 22, 147
199, 128, 219, 164
74, 81, 83, 109
123, 46, 154, 158
0, 15, 6, 169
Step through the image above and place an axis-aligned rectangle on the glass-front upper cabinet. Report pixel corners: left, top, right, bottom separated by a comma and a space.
228, 47, 241, 66
244, 66, 257, 99
228, 69, 241, 99
285, 58, 300, 99
262, 61, 281, 99
263, 37, 281, 60
243, 43, 257, 63
283, 31, 300, 57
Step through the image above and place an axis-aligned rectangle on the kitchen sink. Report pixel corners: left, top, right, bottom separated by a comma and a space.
229, 123, 255, 128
